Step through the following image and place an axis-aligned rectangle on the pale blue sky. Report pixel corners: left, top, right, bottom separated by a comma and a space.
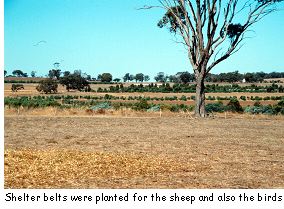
4, 0, 284, 79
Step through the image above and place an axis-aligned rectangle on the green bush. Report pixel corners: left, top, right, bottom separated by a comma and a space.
205, 102, 225, 113
253, 101, 261, 107
132, 99, 150, 111
226, 97, 243, 112
244, 101, 284, 115
4, 96, 60, 108
179, 95, 187, 101
170, 104, 180, 112
240, 96, 246, 101
90, 102, 112, 111
147, 105, 161, 112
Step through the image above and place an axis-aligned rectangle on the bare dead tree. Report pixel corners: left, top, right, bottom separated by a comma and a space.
142, 0, 283, 117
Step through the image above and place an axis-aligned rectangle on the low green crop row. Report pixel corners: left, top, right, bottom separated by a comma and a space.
206, 100, 284, 115
4, 96, 60, 108
17, 94, 284, 102
4, 96, 284, 115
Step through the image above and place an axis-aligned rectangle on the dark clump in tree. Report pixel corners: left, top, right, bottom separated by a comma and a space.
36, 79, 58, 94
60, 73, 91, 92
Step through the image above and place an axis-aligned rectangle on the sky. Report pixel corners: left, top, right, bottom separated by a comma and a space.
4, 0, 284, 80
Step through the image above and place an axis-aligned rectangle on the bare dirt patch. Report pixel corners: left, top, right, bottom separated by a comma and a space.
4, 115, 284, 189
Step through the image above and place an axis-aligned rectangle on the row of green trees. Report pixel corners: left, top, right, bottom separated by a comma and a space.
98, 83, 284, 93
5, 69, 284, 83
34, 81, 284, 94
7, 94, 284, 103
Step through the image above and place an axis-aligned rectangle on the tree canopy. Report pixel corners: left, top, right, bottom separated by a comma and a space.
60, 72, 90, 91
48, 69, 61, 80
100, 73, 113, 82
12, 70, 28, 77
36, 79, 58, 94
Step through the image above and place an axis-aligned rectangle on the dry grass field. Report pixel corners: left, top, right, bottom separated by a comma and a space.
4, 114, 284, 189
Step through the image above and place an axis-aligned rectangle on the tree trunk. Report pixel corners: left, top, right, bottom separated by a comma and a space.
195, 76, 206, 117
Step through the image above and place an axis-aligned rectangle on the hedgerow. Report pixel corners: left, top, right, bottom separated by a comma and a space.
4, 95, 284, 115
4, 97, 60, 108
98, 83, 284, 93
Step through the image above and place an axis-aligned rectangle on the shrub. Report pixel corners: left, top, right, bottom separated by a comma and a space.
11, 84, 24, 92
170, 104, 180, 112
240, 96, 246, 101
90, 102, 112, 111
180, 95, 187, 101
205, 102, 225, 113
253, 101, 262, 107
112, 102, 123, 110
132, 99, 150, 111
263, 96, 270, 100
226, 97, 243, 112
207, 96, 216, 100
245, 105, 277, 115
147, 105, 161, 112
254, 96, 262, 101
104, 94, 112, 100
36, 79, 58, 94
278, 100, 284, 107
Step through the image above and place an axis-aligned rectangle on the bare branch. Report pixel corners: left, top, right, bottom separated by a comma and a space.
136, 5, 163, 10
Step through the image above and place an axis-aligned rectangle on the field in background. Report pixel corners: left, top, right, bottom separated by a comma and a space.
264, 78, 284, 83
4, 115, 284, 188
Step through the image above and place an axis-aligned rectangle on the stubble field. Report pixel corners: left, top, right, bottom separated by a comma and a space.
4, 115, 284, 189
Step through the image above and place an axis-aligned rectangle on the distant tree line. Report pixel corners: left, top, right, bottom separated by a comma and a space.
206, 71, 284, 83
158, 71, 284, 83
4, 68, 284, 84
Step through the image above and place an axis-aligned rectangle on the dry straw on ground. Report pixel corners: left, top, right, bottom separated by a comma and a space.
4, 115, 284, 189
4, 149, 203, 189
